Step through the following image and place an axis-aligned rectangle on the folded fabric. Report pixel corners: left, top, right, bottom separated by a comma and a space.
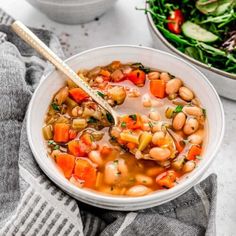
0, 11, 217, 236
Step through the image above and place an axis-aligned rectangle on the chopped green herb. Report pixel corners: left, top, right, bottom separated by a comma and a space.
148, 121, 153, 128
121, 121, 127, 128
97, 91, 105, 98
53, 145, 60, 150
202, 108, 207, 117
51, 103, 60, 111
106, 113, 114, 123
48, 140, 56, 145
87, 117, 98, 124
116, 171, 121, 176
142, 180, 147, 184
174, 105, 183, 113
129, 114, 137, 121
132, 62, 151, 73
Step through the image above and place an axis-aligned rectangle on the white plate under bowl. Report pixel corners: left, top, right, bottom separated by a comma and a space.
27, 45, 225, 210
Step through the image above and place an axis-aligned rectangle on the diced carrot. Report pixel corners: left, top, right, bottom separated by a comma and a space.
74, 158, 97, 188
127, 69, 146, 86
69, 129, 77, 140
53, 123, 70, 143
150, 79, 166, 98
68, 140, 87, 157
69, 88, 89, 103
100, 69, 111, 77
56, 153, 75, 179
100, 146, 113, 156
187, 145, 202, 161
80, 133, 93, 146
156, 170, 177, 189
127, 142, 137, 150
120, 114, 142, 130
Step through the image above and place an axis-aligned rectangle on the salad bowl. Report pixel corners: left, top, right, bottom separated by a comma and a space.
146, 1, 236, 100
27, 45, 224, 210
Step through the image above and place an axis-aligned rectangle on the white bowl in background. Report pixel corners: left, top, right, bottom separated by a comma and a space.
26, 0, 118, 24
27, 45, 224, 210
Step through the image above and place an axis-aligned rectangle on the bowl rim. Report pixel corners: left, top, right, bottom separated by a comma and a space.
27, 44, 225, 206
37, 0, 117, 7
146, 2, 236, 81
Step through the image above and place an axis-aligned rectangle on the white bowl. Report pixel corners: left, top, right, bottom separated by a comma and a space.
27, 45, 224, 210
26, 0, 118, 24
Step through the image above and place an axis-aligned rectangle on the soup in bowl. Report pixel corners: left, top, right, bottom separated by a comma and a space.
27, 46, 224, 210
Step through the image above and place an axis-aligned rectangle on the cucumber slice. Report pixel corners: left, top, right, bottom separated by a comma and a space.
182, 21, 218, 43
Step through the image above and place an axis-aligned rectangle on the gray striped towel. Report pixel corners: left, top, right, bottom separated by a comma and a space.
0, 9, 217, 236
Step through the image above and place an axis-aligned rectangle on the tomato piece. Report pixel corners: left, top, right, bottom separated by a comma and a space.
68, 140, 87, 157
69, 129, 77, 140
74, 158, 97, 188
69, 88, 89, 103
56, 153, 75, 179
53, 123, 70, 143
150, 80, 166, 98
127, 69, 146, 86
167, 9, 184, 34
187, 145, 202, 161
156, 170, 177, 189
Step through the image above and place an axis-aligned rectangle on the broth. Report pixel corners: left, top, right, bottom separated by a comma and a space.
42, 61, 206, 196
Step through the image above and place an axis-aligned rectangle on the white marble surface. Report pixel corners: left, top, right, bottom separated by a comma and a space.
1, 0, 236, 235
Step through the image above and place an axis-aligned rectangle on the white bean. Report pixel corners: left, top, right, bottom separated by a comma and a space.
183, 106, 203, 117
172, 112, 186, 130
88, 151, 103, 167
179, 87, 194, 101
149, 147, 170, 161
148, 71, 160, 80
142, 94, 152, 107
160, 72, 171, 82
104, 162, 119, 185
126, 185, 152, 196
187, 129, 204, 145
152, 131, 165, 145
183, 161, 196, 173
149, 111, 161, 121
183, 118, 199, 135
117, 159, 128, 176
166, 78, 182, 95
136, 174, 153, 186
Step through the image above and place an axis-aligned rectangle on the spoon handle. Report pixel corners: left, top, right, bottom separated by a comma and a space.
11, 21, 118, 125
